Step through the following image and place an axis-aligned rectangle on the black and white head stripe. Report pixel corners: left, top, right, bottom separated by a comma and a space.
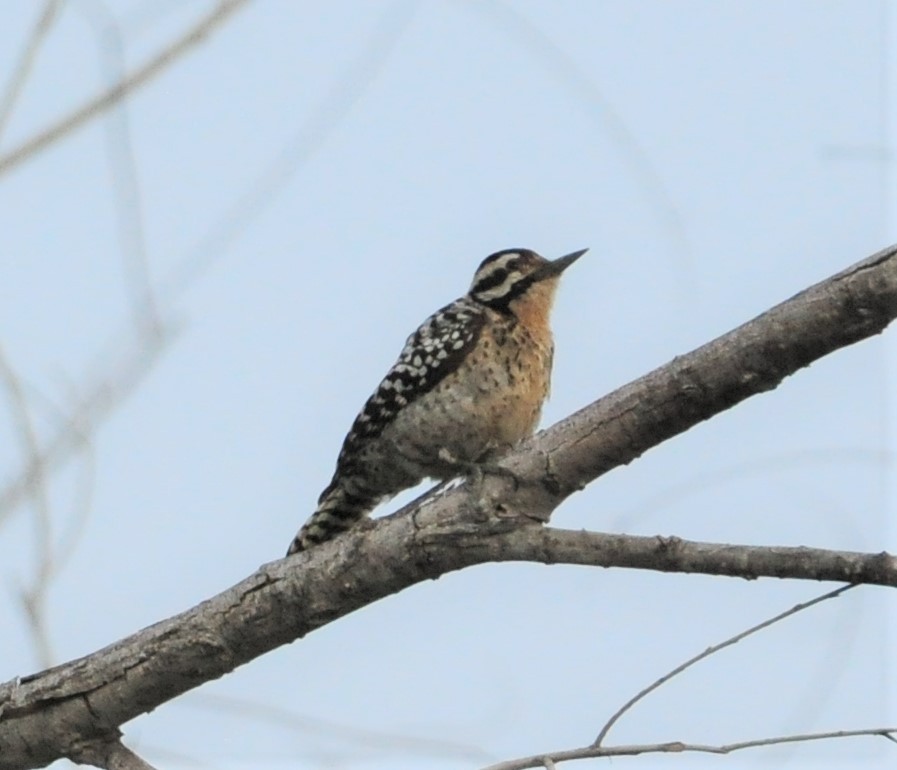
469, 249, 544, 307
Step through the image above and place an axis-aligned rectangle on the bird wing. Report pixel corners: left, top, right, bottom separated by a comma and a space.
336, 298, 487, 457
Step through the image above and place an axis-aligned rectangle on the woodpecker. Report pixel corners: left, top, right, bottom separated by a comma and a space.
287, 247, 586, 555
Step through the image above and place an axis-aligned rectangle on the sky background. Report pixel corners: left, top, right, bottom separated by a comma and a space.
0, 1, 895, 768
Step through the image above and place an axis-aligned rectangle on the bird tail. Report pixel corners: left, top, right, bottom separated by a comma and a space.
287, 482, 376, 555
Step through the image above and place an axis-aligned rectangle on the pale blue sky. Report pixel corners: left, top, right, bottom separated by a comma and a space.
0, 2, 894, 768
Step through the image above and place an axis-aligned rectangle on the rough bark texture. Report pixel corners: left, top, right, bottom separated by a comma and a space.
1, 244, 896, 769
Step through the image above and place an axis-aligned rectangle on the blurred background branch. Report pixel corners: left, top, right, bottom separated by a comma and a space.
0, 0, 64, 143
0, 0, 250, 176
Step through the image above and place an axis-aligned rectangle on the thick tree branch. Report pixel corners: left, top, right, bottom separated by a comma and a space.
1, 244, 896, 769
501, 243, 897, 505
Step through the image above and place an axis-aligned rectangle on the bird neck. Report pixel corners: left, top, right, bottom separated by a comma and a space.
506, 278, 559, 342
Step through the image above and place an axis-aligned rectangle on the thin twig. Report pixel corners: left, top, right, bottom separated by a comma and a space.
77, 0, 160, 332
0, 371, 98, 564
0, 323, 175, 525
593, 584, 857, 746
186, 692, 493, 762
47, 418, 96, 578
481, 728, 897, 770
0, 1, 406, 532
0, 344, 56, 667
0, 0, 64, 143
0, 0, 251, 176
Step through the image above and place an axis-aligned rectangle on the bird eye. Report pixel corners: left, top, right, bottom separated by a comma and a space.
474, 267, 509, 295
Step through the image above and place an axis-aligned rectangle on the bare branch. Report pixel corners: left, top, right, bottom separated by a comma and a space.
188, 692, 494, 762
0, 324, 174, 525
0, 359, 97, 672
593, 584, 856, 746
471, 528, 897, 585
0, 530, 894, 768
75, 1, 160, 331
0, 1, 408, 529
0, 0, 251, 177
38, 375, 98, 578
1, 244, 896, 769
0, 344, 56, 666
0, 0, 64, 142
480, 728, 897, 770
0, 345, 52, 558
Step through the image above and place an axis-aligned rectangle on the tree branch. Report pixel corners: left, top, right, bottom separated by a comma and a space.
493, 529, 897, 585
479, 728, 897, 770
1, 244, 895, 769
0, 0, 63, 143
0, 0, 251, 177
592, 585, 857, 747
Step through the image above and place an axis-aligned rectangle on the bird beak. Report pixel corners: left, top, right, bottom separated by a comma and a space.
535, 248, 588, 281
